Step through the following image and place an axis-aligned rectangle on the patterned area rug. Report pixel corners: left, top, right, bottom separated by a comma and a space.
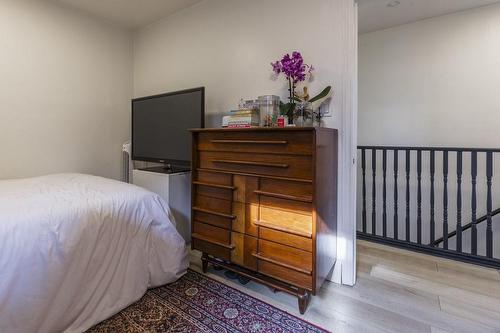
87, 269, 330, 333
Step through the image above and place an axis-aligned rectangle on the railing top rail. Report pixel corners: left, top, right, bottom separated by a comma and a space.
357, 145, 500, 153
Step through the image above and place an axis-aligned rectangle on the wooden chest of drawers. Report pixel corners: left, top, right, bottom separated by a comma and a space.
190, 127, 337, 314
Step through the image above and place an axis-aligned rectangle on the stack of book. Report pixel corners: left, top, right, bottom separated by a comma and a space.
226, 108, 260, 128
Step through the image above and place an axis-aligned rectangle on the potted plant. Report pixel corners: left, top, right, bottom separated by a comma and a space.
271, 51, 331, 126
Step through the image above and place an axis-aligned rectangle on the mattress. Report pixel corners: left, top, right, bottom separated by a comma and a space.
0, 173, 189, 333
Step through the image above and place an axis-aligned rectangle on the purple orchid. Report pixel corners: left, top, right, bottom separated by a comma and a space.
270, 51, 330, 125
271, 51, 314, 113
271, 51, 313, 84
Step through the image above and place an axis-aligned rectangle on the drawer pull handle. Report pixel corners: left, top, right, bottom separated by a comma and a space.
211, 140, 288, 145
211, 159, 289, 168
193, 207, 236, 219
254, 220, 312, 238
192, 233, 235, 250
252, 253, 312, 275
193, 181, 236, 190
253, 190, 312, 203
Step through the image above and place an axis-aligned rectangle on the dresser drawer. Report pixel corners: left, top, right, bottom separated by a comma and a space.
195, 183, 233, 201
194, 195, 233, 216
258, 261, 312, 290
193, 221, 230, 245
192, 228, 257, 270
192, 238, 232, 261
257, 209, 312, 238
259, 178, 313, 202
196, 170, 233, 186
197, 131, 313, 155
260, 195, 312, 215
256, 239, 312, 273
259, 227, 313, 252
193, 209, 232, 230
198, 151, 312, 180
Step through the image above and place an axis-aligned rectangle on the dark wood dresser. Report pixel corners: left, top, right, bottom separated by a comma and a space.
190, 127, 337, 313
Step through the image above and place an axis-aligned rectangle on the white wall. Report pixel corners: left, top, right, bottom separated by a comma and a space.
134, 0, 344, 128
0, 0, 132, 180
359, 3, 500, 147
358, 4, 500, 257
133, 0, 358, 285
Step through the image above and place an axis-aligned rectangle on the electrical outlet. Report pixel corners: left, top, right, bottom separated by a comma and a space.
320, 98, 332, 117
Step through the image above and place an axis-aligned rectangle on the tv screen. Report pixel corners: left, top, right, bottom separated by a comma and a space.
132, 87, 204, 165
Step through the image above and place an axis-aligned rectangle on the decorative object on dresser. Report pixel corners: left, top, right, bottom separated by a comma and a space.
271, 51, 332, 126
189, 127, 338, 314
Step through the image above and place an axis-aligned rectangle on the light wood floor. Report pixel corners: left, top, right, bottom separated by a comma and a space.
189, 240, 500, 333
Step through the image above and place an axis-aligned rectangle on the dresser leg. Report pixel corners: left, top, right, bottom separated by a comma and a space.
201, 253, 208, 273
298, 288, 309, 314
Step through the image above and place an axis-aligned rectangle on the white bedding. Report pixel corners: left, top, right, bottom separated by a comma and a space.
0, 173, 189, 333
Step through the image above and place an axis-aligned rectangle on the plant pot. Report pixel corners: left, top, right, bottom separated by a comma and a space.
294, 102, 313, 127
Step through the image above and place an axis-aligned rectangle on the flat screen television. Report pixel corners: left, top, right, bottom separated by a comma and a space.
132, 87, 204, 171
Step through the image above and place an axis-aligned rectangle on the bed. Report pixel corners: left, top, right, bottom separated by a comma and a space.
0, 173, 189, 333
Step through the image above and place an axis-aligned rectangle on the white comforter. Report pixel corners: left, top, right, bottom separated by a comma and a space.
0, 173, 189, 333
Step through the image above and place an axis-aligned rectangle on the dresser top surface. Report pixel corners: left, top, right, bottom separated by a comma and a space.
189, 127, 336, 133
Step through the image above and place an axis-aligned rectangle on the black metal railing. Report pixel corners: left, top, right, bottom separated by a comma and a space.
357, 146, 500, 269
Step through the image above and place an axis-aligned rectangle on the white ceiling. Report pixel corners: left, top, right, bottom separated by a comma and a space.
50, 0, 203, 29
358, 0, 500, 34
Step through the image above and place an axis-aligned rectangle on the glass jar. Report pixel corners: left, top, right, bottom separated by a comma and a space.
258, 95, 280, 127
294, 101, 314, 127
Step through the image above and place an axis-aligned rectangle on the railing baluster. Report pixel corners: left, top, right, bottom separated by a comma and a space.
394, 150, 399, 240
417, 150, 422, 244
372, 149, 377, 235
443, 151, 449, 250
471, 151, 478, 255
486, 152, 493, 258
456, 151, 463, 253
383, 149, 387, 238
406, 150, 411, 242
362, 149, 367, 233
430, 150, 435, 244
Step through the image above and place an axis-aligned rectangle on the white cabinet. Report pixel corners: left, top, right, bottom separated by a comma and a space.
133, 169, 191, 243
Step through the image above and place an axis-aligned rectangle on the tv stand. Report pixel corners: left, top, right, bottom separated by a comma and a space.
140, 165, 191, 175
132, 169, 191, 243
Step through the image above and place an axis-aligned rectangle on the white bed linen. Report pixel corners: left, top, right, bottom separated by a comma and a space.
0, 173, 189, 333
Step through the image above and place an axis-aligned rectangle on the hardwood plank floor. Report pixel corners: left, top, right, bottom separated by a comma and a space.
189, 240, 500, 333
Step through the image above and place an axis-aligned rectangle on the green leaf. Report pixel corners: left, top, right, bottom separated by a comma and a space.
308, 86, 331, 103
279, 102, 295, 117
291, 96, 302, 103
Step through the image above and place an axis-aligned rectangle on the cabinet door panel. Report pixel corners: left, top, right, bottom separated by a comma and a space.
231, 233, 257, 270
233, 175, 258, 204
232, 202, 258, 237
